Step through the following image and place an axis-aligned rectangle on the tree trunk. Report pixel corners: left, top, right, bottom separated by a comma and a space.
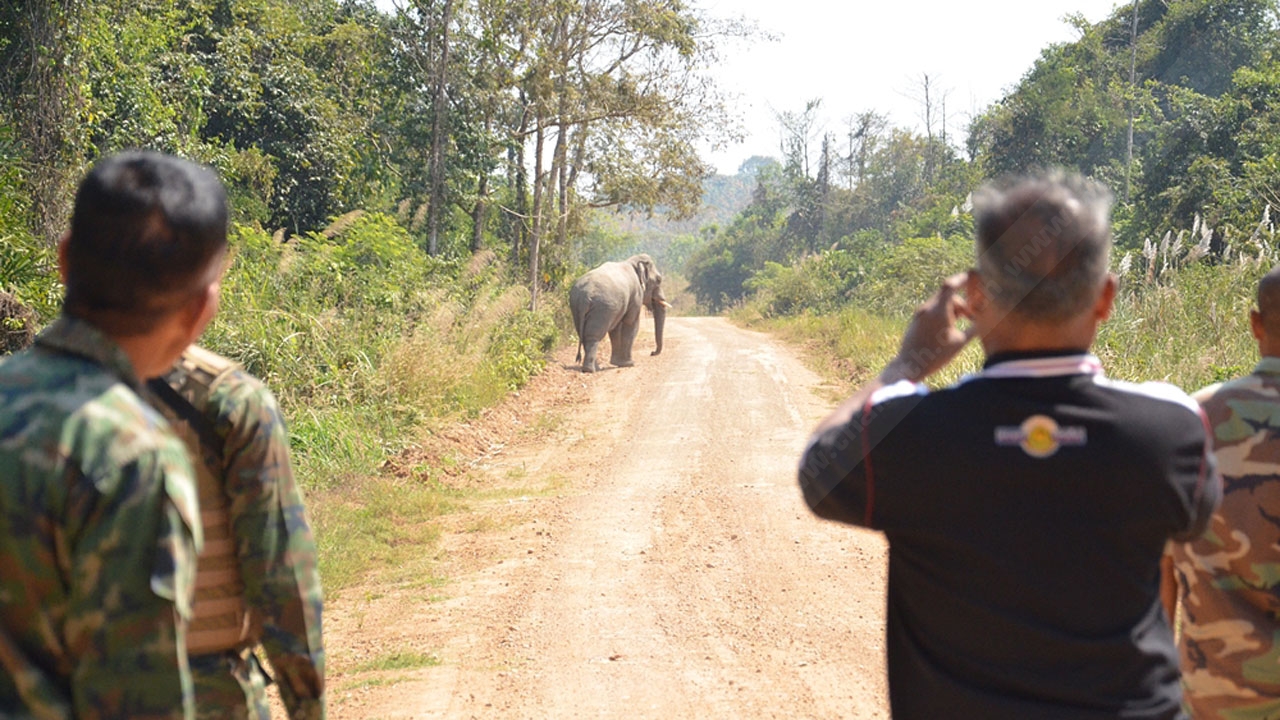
1125, 0, 1140, 205
564, 128, 588, 259
553, 121, 569, 252
426, 0, 454, 256
511, 91, 530, 269
529, 120, 546, 311
471, 171, 488, 253
6, 0, 84, 244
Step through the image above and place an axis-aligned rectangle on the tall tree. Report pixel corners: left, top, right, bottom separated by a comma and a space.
0, 0, 86, 243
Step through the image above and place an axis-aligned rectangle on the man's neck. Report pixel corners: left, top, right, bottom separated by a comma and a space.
979, 318, 1097, 359
113, 331, 186, 380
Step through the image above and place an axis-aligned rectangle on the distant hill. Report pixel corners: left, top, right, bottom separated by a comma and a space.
580, 157, 778, 273
611, 156, 773, 235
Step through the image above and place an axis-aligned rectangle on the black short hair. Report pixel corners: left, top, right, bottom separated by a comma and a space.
1256, 265, 1280, 336
64, 151, 228, 335
973, 172, 1112, 322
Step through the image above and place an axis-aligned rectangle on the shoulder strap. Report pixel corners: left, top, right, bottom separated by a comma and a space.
147, 376, 226, 462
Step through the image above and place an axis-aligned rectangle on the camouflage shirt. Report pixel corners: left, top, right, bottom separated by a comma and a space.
0, 315, 202, 720
1170, 357, 1280, 720
150, 348, 325, 720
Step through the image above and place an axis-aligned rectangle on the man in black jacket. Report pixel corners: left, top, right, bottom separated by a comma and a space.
798, 173, 1220, 720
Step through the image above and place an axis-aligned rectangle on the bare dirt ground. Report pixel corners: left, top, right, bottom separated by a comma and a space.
324, 316, 890, 719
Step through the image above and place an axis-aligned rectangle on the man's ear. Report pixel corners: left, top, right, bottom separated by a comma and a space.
965, 268, 985, 313
1251, 309, 1266, 343
1094, 273, 1118, 322
178, 281, 221, 346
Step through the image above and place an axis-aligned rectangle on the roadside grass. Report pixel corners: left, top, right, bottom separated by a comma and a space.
735, 305, 982, 395
351, 650, 442, 673
309, 477, 449, 594
740, 252, 1267, 395
313, 465, 571, 595
1096, 262, 1262, 389
201, 217, 563, 597
338, 675, 415, 693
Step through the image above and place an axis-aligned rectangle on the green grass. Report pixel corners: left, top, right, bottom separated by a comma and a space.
738, 305, 983, 394
351, 650, 442, 673
1096, 261, 1263, 389
311, 466, 571, 595
338, 675, 414, 694
743, 253, 1267, 396
191, 220, 567, 596
311, 477, 450, 594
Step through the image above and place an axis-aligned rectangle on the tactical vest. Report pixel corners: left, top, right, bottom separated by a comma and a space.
148, 346, 251, 656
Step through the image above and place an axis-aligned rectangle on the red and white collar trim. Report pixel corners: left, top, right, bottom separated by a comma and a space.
972, 354, 1104, 381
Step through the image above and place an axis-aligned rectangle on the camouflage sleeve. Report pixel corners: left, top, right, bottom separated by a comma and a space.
64, 440, 201, 720
214, 374, 325, 720
1171, 404, 1222, 542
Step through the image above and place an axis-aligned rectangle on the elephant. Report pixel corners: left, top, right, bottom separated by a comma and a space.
570, 254, 668, 373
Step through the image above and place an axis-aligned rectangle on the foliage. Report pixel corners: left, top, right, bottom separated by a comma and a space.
686, 0, 1280, 321
201, 216, 559, 490
0, 123, 59, 321
685, 114, 976, 312
0, 0, 742, 318
750, 207, 1275, 405
1133, 59, 1280, 244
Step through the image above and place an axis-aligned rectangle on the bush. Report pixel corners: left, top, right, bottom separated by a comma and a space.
0, 122, 60, 329
742, 214, 1268, 394
851, 235, 972, 317
202, 213, 560, 489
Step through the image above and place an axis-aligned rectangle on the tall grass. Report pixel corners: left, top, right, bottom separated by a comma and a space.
0, 123, 61, 325
201, 213, 560, 592
1098, 216, 1274, 389
205, 215, 558, 488
742, 214, 1277, 394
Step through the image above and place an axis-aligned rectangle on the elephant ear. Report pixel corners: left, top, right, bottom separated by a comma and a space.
632, 256, 652, 292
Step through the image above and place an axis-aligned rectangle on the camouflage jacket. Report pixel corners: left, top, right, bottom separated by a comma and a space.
0, 315, 202, 719
150, 348, 325, 720
1170, 357, 1280, 720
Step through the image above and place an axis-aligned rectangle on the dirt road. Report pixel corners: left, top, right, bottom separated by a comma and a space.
326, 317, 890, 719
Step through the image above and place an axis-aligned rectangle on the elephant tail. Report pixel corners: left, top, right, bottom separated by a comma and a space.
573, 299, 588, 363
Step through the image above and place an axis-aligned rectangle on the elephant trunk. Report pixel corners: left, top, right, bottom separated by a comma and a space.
651, 302, 666, 355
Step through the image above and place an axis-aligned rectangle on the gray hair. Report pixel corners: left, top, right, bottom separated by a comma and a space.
973, 172, 1113, 322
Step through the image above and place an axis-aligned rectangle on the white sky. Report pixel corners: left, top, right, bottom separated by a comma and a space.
372, 0, 1127, 175
700, 0, 1124, 173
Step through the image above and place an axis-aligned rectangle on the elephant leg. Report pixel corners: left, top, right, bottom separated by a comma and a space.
607, 324, 633, 367
581, 337, 602, 373
610, 319, 639, 367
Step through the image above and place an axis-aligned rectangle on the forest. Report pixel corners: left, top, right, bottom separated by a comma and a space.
3, 0, 1280, 586
684, 0, 1280, 317
0, 0, 737, 316
0, 0, 746, 585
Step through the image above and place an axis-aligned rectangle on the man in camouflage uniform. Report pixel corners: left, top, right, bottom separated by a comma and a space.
146, 347, 325, 719
0, 151, 229, 718
1167, 265, 1280, 719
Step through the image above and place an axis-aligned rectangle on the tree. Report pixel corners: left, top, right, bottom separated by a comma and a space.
0, 0, 87, 243
842, 111, 888, 189
775, 99, 822, 180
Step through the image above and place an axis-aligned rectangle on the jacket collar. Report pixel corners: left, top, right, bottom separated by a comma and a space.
973, 350, 1103, 380
1255, 356, 1280, 377
34, 315, 143, 391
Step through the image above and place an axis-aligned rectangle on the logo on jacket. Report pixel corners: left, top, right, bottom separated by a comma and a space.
994, 415, 1087, 458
